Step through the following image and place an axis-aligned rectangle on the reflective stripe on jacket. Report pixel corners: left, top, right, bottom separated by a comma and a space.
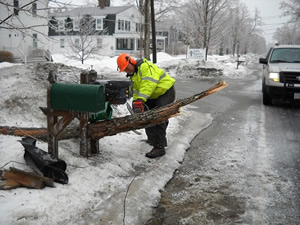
131, 58, 176, 102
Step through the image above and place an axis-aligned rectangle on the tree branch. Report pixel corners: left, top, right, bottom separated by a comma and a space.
87, 81, 227, 139
0, 0, 39, 26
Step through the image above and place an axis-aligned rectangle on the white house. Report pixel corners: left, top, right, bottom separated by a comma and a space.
48, 4, 144, 57
0, 0, 50, 62
0, 0, 167, 62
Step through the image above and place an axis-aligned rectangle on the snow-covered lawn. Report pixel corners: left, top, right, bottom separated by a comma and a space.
0, 53, 255, 225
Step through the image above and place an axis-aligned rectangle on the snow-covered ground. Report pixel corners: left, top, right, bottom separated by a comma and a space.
0, 53, 256, 225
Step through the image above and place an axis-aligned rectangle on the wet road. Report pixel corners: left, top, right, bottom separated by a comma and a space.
146, 62, 300, 224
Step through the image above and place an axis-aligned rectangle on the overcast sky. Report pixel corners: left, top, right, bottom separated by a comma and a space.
57, 0, 290, 45
239, 0, 290, 44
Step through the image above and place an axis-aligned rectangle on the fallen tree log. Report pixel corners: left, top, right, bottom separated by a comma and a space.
0, 126, 78, 141
88, 81, 227, 139
0, 127, 47, 139
0, 81, 227, 140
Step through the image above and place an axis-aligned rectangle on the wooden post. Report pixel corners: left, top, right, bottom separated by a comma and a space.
80, 70, 89, 84
46, 71, 75, 158
80, 71, 99, 155
47, 82, 58, 158
79, 113, 90, 157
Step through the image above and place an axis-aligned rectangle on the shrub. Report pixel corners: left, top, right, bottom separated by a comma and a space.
0, 51, 14, 63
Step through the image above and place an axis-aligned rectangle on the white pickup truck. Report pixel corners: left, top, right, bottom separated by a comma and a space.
259, 45, 300, 105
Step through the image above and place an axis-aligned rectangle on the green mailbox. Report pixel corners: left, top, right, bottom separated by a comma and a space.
50, 83, 106, 112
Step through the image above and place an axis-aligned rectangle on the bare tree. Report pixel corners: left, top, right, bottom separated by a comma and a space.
280, 0, 300, 22
144, 0, 150, 59
204, 0, 264, 56
274, 0, 300, 44
149, 0, 182, 21
173, 6, 198, 55
129, 0, 180, 59
273, 23, 300, 45
0, 0, 48, 38
156, 0, 265, 56
182, 0, 228, 60
61, 14, 107, 64
248, 34, 266, 54
241, 8, 263, 54
226, 1, 254, 55
135, 0, 145, 57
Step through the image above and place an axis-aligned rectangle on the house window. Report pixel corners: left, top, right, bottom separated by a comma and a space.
33, 33, 38, 48
157, 39, 164, 48
121, 20, 124, 30
60, 39, 65, 48
136, 23, 141, 32
75, 39, 80, 47
124, 21, 130, 31
73, 19, 79, 31
118, 19, 125, 31
65, 17, 73, 32
32, 3, 37, 16
14, 0, 19, 15
116, 38, 134, 50
118, 20, 131, 31
58, 20, 64, 31
97, 38, 102, 48
96, 18, 103, 30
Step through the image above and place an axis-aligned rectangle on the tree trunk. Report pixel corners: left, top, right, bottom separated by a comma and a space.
0, 126, 78, 141
0, 82, 227, 141
88, 81, 227, 139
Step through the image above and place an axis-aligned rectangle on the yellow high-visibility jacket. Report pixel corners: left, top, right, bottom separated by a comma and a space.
130, 58, 176, 102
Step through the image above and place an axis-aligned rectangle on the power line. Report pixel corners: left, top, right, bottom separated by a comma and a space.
260, 15, 288, 20
260, 20, 299, 27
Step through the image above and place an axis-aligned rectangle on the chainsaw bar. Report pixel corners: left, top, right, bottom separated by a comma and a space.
126, 102, 142, 135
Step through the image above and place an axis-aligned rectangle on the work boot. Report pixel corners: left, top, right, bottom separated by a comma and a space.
141, 139, 167, 147
145, 147, 166, 158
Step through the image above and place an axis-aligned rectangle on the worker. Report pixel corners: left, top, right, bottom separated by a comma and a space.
117, 53, 176, 158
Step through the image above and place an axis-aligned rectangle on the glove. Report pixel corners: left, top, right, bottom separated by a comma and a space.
132, 99, 144, 113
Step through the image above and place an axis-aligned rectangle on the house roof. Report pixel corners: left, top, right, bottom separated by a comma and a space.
50, 5, 133, 17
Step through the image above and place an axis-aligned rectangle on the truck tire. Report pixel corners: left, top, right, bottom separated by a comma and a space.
262, 82, 272, 105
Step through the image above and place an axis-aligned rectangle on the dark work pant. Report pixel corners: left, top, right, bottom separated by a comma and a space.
144, 86, 176, 148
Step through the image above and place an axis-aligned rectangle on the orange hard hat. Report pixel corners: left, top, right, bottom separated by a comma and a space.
117, 53, 131, 72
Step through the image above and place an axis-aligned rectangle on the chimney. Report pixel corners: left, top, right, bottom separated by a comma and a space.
98, 0, 110, 9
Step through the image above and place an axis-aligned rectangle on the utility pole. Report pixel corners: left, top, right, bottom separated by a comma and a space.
144, 0, 150, 60
150, 0, 157, 63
